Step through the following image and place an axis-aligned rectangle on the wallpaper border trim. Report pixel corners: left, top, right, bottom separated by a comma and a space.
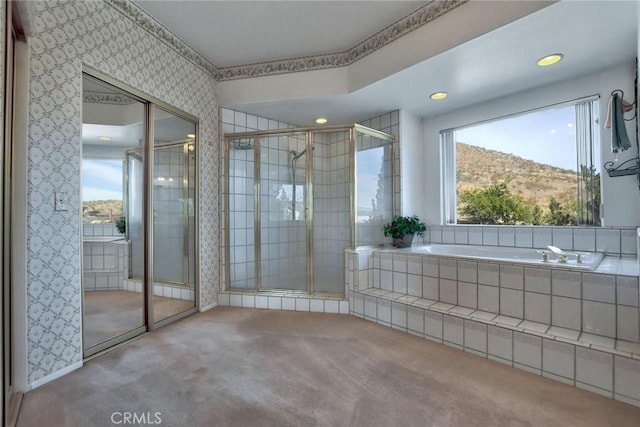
107, 0, 468, 81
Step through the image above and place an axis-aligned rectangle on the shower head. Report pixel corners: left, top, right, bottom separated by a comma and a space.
290, 148, 307, 161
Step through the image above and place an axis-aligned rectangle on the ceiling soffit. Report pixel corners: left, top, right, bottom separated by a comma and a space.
110, 0, 468, 81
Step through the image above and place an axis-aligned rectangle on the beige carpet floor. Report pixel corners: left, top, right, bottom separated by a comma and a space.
84, 290, 195, 348
19, 307, 640, 427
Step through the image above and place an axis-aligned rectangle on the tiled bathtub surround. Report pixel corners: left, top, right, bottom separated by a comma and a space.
82, 240, 128, 291
122, 279, 194, 302
83, 223, 120, 237
428, 226, 638, 257
347, 247, 640, 407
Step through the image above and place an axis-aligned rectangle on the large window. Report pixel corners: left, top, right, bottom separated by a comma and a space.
442, 99, 600, 226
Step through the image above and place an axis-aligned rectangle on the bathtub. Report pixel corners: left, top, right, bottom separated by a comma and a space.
411, 244, 604, 271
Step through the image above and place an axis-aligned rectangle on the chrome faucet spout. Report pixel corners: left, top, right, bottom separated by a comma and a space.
546, 245, 568, 263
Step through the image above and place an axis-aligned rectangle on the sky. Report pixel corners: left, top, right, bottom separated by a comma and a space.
455, 104, 590, 172
82, 159, 123, 201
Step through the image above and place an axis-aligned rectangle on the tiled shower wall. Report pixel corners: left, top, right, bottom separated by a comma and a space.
221, 108, 295, 290
259, 134, 307, 290
153, 147, 194, 283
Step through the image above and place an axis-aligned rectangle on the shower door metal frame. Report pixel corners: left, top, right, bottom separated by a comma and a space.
224, 124, 395, 297
351, 124, 397, 246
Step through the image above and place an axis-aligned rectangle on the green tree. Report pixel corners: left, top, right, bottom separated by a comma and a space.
530, 205, 543, 225
579, 165, 601, 226
544, 197, 577, 226
458, 181, 530, 224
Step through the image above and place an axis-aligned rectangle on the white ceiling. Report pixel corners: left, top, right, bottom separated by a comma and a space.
129, 1, 637, 127
135, 0, 424, 67
228, 0, 638, 125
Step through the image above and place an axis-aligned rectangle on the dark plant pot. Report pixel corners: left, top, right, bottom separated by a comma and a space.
393, 233, 414, 248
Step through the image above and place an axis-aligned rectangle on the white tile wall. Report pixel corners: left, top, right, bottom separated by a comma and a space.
500, 288, 523, 318
552, 296, 582, 330
582, 273, 615, 303
542, 339, 574, 381
513, 332, 542, 371
443, 315, 463, 347
576, 347, 613, 395
478, 285, 499, 313
407, 306, 425, 335
524, 268, 551, 295
552, 270, 582, 298
439, 279, 457, 305
614, 356, 640, 404
524, 292, 551, 324
582, 301, 616, 337
488, 326, 513, 362
464, 320, 487, 354
500, 265, 523, 290
425, 311, 443, 340
617, 305, 640, 342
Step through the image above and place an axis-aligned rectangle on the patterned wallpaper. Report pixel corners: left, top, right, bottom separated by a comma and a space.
27, 0, 218, 385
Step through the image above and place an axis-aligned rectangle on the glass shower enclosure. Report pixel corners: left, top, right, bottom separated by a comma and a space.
225, 124, 394, 296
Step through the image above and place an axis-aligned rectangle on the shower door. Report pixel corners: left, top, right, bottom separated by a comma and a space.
226, 125, 394, 296
151, 142, 196, 323
312, 130, 351, 293
258, 133, 309, 291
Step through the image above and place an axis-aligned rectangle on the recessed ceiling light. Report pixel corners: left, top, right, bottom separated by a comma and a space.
567, 123, 574, 128
430, 92, 448, 100
537, 54, 563, 67
315, 118, 328, 124
187, 133, 196, 138
98, 136, 111, 141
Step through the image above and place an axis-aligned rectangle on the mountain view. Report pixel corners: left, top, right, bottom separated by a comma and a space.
83, 200, 123, 224
456, 142, 577, 213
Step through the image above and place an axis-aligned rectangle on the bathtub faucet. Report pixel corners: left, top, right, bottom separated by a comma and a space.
546, 245, 568, 263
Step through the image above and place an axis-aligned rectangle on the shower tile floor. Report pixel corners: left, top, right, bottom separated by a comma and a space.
83, 290, 194, 348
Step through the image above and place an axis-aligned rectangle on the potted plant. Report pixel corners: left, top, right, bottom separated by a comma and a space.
383, 215, 426, 248
115, 216, 126, 235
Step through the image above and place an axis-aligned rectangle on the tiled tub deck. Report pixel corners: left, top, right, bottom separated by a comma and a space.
346, 246, 640, 407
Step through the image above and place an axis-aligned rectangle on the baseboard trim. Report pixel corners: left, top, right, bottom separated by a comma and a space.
28, 361, 83, 390
200, 302, 218, 312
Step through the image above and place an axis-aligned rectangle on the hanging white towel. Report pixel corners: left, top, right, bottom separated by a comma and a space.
605, 94, 633, 129
609, 93, 632, 153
